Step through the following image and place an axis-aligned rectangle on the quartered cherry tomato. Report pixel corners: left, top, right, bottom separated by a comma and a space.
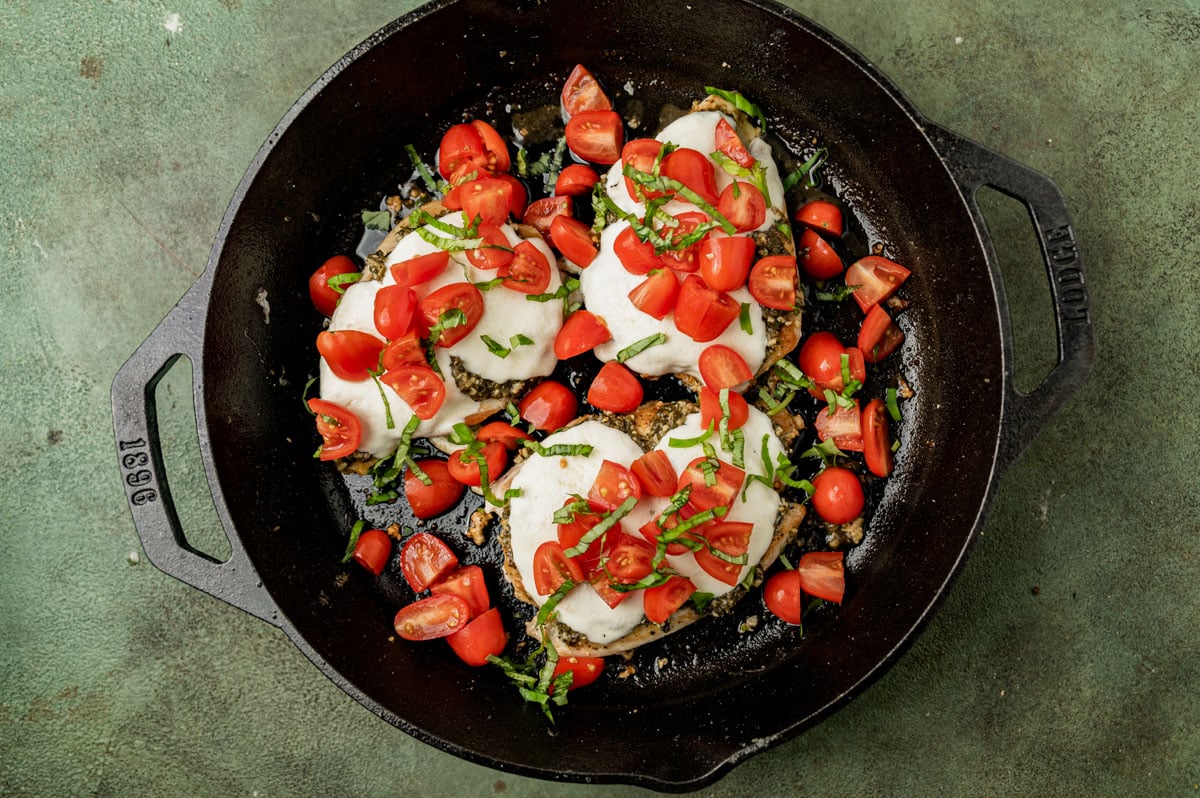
629, 450, 678, 498
390, 251, 450, 289
748, 255, 797, 310
351, 528, 392, 576
858, 303, 905, 363
551, 655, 605, 691
845, 255, 911, 312
394, 594, 471, 641
810, 467, 864, 525
797, 550, 846, 603
309, 255, 359, 317
717, 181, 766, 232
465, 223, 515, 272
446, 607, 508, 666
604, 533, 656, 584
588, 459, 642, 513
399, 532, 459, 593
458, 176, 513, 226
549, 215, 598, 267
431, 565, 490, 619
404, 459, 465, 520
643, 576, 696, 624
475, 421, 533, 451
621, 138, 666, 200
470, 119, 511, 174
694, 521, 753, 586
381, 331, 427, 371
308, 399, 362, 461
814, 400, 864, 452
446, 441, 508, 487
662, 147, 719, 206
628, 268, 679, 319
565, 109, 624, 165
532, 540, 584, 596
418, 282, 484, 346
554, 310, 611, 359
658, 211, 708, 273
556, 500, 607, 569
798, 227, 844, 281
522, 195, 572, 238
561, 63, 611, 118
674, 275, 740, 342
587, 361, 643, 413
499, 241, 552, 294
554, 164, 601, 197
763, 569, 802, 624
699, 386, 750, 431
677, 456, 745, 514
316, 330, 385, 381
518, 380, 577, 432
698, 234, 755, 292
381, 366, 446, 420
614, 225, 663, 275
714, 118, 755, 168
861, 398, 894, 478
588, 566, 630, 608
794, 199, 843, 237
437, 123, 486, 180
699, 344, 753, 390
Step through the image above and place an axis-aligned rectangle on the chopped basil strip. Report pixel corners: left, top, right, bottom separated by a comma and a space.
773, 359, 815, 390
778, 552, 794, 570
449, 422, 475, 446
710, 151, 772, 202
816, 283, 861, 303
504, 402, 521, 426
702, 86, 768, 130
426, 307, 468, 362
483, 333, 535, 357
370, 415, 421, 490
326, 271, 361, 295
361, 209, 391, 231
891, 439, 901, 453
616, 332, 667, 363
522, 440, 594, 458
691, 591, 716, 613
366, 490, 398, 506
799, 437, 846, 465
526, 277, 580, 316
782, 147, 829, 191
739, 302, 753, 334
406, 456, 432, 486
472, 276, 506, 291
340, 520, 366, 563
535, 579, 577, 626
623, 166, 737, 235
415, 226, 484, 252
668, 423, 714, 448
886, 387, 902, 421
730, 427, 745, 470
758, 386, 795, 416
563, 496, 638, 558
302, 376, 318, 414
552, 497, 591, 525
368, 370, 395, 430
610, 570, 674, 593
405, 144, 440, 194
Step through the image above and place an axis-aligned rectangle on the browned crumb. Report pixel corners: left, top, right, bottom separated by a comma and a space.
466, 507, 491, 545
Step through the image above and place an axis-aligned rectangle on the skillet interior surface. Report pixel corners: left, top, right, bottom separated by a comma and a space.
196, 0, 1003, 786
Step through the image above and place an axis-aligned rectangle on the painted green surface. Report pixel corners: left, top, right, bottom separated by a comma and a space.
1, 0, 1197, 795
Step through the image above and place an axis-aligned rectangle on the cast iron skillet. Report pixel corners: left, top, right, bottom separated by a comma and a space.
111, 0, 1094, 790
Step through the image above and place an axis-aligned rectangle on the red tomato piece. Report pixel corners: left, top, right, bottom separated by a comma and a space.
404, 459, 465, 520
551, 655, 605, 691
638, 513, 692, 556
858, 303, 905, 363
614, 225, 663, 275
399, 532, 459, 593
698, 234, 756, 292
677, 456, 745, 514
694, 521, 753, 586
798, 227, 844, 281
499, 241, 552, 295
587, 361, 643, 413
748, 255, 797, 310
437, 123, 485, 180
316, 330, 385, 381
714, 118, 755, 168
674, 275, 740, 342
629, 450, 678, 498
458, 176, 513, 227
446, 606, 508, 666
845, 255, 911, 312
381, 331, 426, 371
561, 64, 611, 118
556, 499, 607, 569
308, 398, 362, 461
814, 400, 864, 452
643, 576, 697, 624
519, 380, 578, 432
794, 199, 843, 237
604, 532, 656, 584
308, 255, 359, 317
470, 119, 511, 174
394, 594, 471, 641
627, 268, 680, 320
763, 569, 802, 624
532, 540, 585, 596
565, 109, 624, 165
699, 386, 750, 431
861, 398, 894, 478
373, 285, 418, 340
621, 138, 667, 200
699, 344, 753, 390
798, 331, 865, 395
390, 251, 450, 289
465, 223, 515, 271
797, 550, 846, 603
663, 147, 719, 206
475, 421, 532, 451
717, 181, 767, 232
446, 441, 508, 487
554, 310, 611, 360
588, 459, 642, 514
418, 282, 484, 347
493, 173, 527, 218
588, 567, 630, 608
521, 195, 572, 238
810, 467, 864, 525
555, 163, 601, 197
659, 211, 709, 273
382, 366, 446, 420
351, 527, 392, 576
549, 215, 598, 267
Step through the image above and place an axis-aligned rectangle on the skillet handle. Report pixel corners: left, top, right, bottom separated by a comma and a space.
925, 124, 1096, 470
111, 292, 282, 627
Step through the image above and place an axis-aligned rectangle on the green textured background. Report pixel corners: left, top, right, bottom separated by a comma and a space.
2, 0, 1197, 795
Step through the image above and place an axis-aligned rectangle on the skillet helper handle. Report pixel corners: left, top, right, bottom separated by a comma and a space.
111, 294, 281, 627
926, 124, 1096, 470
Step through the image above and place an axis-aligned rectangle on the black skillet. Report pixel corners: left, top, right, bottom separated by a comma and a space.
111, 0, 1094, 790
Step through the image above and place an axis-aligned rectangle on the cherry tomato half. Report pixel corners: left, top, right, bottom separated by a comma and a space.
521, 196, 572, 238
698, 234, 756, 292
404, 459, 465, 520
605, 533, 656, 584
798, 227, 844, 281
694, 521, 753, 586
446, 441, 508, 487
794, 199, 843, 237
317, 330, 385, 382
699, 386, 750, 431
858, 303, 905, 364
810, 467, 864, 525
587, 361, 643, 413
394, 594, 471, 641
373, 285, 418, 340
861, 398, 894, 478
381, 366, 446, 420
308, 255, 359, 317
677, 456, 745, 514
499, 241, 552, 295
518, 380, 577, 432
748, 255, 797, 310
763, 569, 802, 624
351, 528, 392, 576
431, 564, 490, 619
465, 223, 514, 272
714, 118, 755, 169
551, 655, 605, 691
475, 421, 533, 451
561, 63, 611, 118
458, 176, 513, 227
628, 268, 680, 320
399, 532, 459, 593
308, 399, 362, 461
437, 123, 485, 180
643, 576, 696, 624
533, 540, 584, 596
445, 606, 508, 666
717, 181, 766, 232
390, 251, 450, 289
699, 344, 753, 390
549, 215, 598, 267
845, 255, 911, 313
615, 225, 664, 275
814, 400, 864, 452
674, 275, 740, 342
588, 459, 642, 514
469, 119, 511, 174
621, 138, 666, 200
418, 282, 484, 347
565, 109, 624, 165
554, 310, 611, 360
381, 331, 427, 371
556, 500, 607, 569
797, 550, 846, 603
554, 163, 601, 197
662, 147, 719, 206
